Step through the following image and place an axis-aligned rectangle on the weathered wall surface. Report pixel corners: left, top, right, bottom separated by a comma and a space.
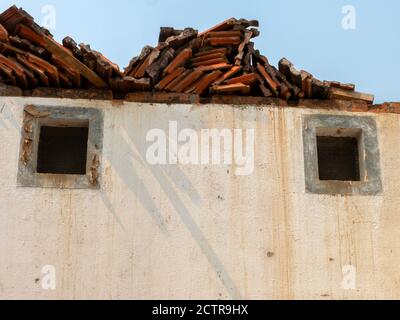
0, 96, 399, 300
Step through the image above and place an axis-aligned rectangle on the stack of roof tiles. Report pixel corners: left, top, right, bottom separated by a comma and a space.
0, 5, 374, 104
0, 6, 120, 91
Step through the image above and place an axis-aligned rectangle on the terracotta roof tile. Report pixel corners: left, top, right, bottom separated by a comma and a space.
0, 5, 378, 105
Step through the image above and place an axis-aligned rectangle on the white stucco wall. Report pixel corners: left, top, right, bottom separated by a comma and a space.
0, 96, 399, 300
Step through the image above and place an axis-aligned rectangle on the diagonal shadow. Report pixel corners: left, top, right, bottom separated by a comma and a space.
161, 164, 202, 208
124, 124, 242, 299
3, 99, 240, 297
99, 189, 126, 232
0, 99, 165, 234
102, 131, 169, 235
121, 124, 202, 207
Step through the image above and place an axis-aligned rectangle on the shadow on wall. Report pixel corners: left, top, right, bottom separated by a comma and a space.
0, 100, 243, 299
101, 112, 242, 299
100, 120, 169, 235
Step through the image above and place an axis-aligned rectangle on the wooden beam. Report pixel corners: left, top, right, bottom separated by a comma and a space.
324, 81, 356, 91
194, 48, 227, 58
256, 63, 279, 96
165, 69, 191, 92
192, 58, 227, 67
51, 55, 81, 87
207, 31, 243, 38
207, 37, 242, 46
163, 48, 192, 75
328, 87, 374, 104
171, 70, 203, 93
210, 83, 251, 95
213, 66, 242, 85
191, 52, 226, 64
192, 70, 223, 95
224, 73, 257, 86
16, 24, 107, 88
195, 63, 231, 73
199, 18, 237, 37
155, 67, 185, 90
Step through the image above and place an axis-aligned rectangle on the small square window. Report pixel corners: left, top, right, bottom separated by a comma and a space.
18, 105, 103, 189
37, 125, 89, 175
316, 136, 360, 182
303, 115, 382, 196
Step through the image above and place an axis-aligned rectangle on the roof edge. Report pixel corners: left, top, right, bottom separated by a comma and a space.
0, 84, 398, 114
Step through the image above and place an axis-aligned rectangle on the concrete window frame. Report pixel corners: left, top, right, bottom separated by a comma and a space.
303, 114, 383, 196
17, 105, 103, 190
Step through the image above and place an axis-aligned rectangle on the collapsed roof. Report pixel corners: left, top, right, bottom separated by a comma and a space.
0, 5, 374, 104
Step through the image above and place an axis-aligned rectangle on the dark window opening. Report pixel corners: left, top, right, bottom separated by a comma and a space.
317, 136, 360, 181
37, 126, 89, 175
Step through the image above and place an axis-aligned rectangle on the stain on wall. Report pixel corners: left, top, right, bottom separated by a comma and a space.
0, 97, 398, 300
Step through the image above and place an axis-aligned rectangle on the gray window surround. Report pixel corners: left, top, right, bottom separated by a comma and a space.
17, 105, 103, 190
303, 114, 383, 196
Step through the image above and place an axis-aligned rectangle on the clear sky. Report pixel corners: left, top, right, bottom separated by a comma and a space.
1, 0, 398, 103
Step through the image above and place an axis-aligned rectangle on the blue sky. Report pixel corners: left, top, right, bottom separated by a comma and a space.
1, 0, 399, 103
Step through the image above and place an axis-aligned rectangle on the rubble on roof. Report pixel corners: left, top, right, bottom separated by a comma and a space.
122, 17, 375, 104
0, 5, 117, 90
0, 5, 376, 105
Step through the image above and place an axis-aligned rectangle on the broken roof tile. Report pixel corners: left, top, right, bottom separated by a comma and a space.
171, 69, 203, 93
163, 48, 192, 76
192, 70, 223, 95
0, 24, 8, 41
224, 73, 258, 86
195, 63, 231, 73
155, 67, 185, 91
0, 5, 377, 105
211, 83, 251, 95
